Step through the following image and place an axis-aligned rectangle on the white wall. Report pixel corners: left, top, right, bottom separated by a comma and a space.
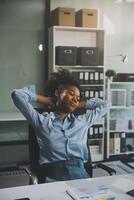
51, 0, 134, 73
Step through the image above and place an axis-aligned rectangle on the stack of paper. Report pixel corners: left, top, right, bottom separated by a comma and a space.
66, 185, 117, 200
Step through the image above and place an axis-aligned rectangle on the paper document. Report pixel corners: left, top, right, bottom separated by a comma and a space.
112, 178, 134, 192
66, 185, 117, 200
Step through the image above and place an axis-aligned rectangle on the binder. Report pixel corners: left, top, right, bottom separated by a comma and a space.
98, 125, 103, 138
110, 133, 120, 154
128, 120, 133, 130
99, 90, 103, 99
93, 126, 99, 138
84, 72, 89, 84
99, 71, 104, 84
88, 127, 93, 139
72, 71, 79, 82
90, 90, 94, 98
120, 132, 126, 153
79, 72, 84, 84
85, 90, 90, 98
94, 71, 99, 84
114, 133, 120, 154
94, 90, 99, 98
89, 72, 94, 84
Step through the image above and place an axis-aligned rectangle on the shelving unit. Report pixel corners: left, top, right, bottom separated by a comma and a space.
48, 26, 105, 162
106, 79, 134, 158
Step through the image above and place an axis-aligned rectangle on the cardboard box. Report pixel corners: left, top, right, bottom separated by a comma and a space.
51, 7, 75, 26
76, 9, 98, 28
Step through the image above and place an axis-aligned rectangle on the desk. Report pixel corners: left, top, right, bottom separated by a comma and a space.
0, 174, 134, 200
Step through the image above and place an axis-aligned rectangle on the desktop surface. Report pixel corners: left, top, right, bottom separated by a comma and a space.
0, 174, 134, 200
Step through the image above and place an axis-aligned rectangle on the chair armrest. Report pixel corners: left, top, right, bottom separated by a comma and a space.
95, 163, 116, 176
19, 166, 38, 184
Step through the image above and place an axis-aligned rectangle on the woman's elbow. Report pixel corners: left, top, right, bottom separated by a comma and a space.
11, 89, 18, 99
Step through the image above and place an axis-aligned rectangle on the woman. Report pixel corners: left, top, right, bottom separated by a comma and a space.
11, 68, 110, 182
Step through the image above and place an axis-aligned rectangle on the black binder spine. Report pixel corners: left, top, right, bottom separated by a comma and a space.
120, 132, 126, 152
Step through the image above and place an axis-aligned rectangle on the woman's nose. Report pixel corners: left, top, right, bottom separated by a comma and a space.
72, 96, 78, 103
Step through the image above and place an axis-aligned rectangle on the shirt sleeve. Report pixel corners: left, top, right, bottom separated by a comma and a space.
84, 97, 111, 127
11, 85, 43, 128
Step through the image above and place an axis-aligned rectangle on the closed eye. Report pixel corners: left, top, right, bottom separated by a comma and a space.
69, 91, 80, 101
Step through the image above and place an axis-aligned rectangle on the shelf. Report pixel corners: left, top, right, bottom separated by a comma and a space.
53, 25, 104, 32
110, 106, 127, 109
55, 65, 104, 70
110, 130, 134, 133
110, 151, 134, 156
110, 83, 134, 90
88, 138, 103, 141
110, 109, 134, 118
106, 79, 134, 159
111, 82, 134, 85
81, 84, 104, 87
110, 106, 134, 109
0, 112, 26, 121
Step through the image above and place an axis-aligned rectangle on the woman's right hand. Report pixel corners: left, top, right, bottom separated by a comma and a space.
37, 95, 56, 109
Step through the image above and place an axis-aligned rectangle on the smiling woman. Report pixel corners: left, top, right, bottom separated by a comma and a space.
11, 68, 110, 183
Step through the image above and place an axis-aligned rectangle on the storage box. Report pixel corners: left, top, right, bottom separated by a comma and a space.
56, 46, 77, 65
77, 47, 98, 66
111, 89, 127, 106
51, 7, 75, 26
75, 9, 98, 28
113, 73, 134, 82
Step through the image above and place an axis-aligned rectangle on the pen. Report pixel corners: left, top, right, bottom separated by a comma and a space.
66, 190, 75, 200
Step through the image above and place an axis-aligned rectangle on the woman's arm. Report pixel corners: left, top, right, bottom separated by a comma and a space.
85, 97, 110, 111
79, 97, 110, 127
36, 95, 55, 108
78, 100, 86, 109
11, 85, 44, 128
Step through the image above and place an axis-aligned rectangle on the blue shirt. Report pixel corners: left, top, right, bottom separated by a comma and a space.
11, 85, 110, 165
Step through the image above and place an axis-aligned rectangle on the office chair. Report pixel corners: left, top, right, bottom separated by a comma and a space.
28, 107, 116, 182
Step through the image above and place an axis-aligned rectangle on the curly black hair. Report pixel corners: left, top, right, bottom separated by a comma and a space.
44, 68, 81, 97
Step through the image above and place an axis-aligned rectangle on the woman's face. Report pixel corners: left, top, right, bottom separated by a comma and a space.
58, 85, 80, 113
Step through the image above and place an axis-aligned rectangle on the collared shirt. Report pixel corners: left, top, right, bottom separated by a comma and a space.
11, 85, 110, 165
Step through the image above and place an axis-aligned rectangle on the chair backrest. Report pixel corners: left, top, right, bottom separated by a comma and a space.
29, 125, 39, 173
84, 139, 93, 178
28, 106, 51, 183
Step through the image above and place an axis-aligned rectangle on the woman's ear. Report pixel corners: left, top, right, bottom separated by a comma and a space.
55, 88, 66, 101
55, 85, 65, 97
55, 89, 59, 97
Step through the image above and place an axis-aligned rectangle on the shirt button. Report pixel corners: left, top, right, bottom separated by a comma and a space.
43, 113, 48, 117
